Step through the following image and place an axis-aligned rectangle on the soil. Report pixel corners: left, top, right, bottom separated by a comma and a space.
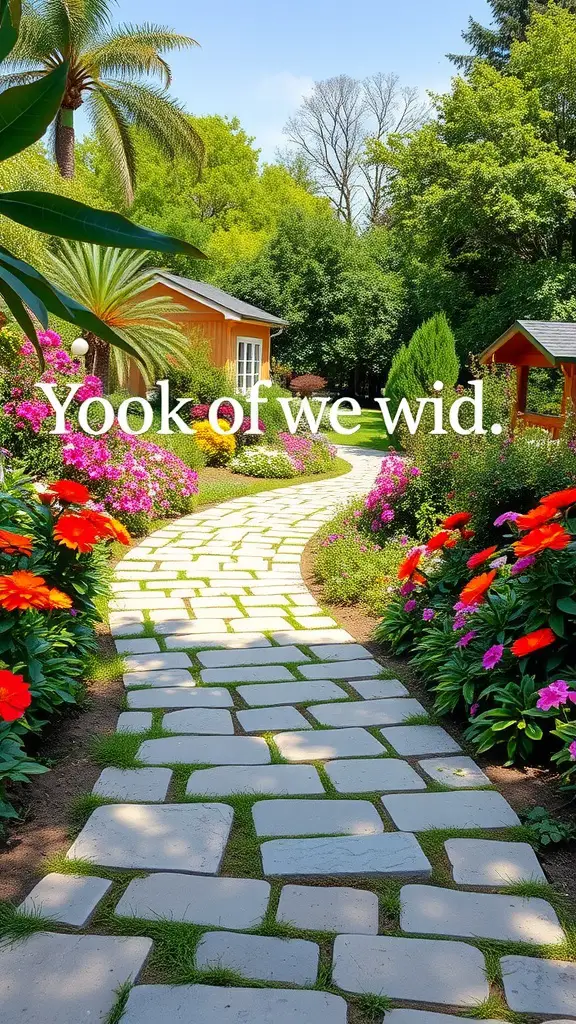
302, 543, 576, 905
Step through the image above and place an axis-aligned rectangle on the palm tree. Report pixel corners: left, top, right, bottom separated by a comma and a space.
0, 0, 203, 203
45, 241, 193, 392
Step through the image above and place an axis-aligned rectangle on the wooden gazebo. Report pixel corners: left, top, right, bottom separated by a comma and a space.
480, 320, 576, 438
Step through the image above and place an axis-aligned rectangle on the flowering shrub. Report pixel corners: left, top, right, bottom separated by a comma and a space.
0, 473, 130, 821
278, 433, 337, 475
363, 453, 421, 532
229, 446, 297, 479
190, 404, 265, 447
194, 419, 236, 467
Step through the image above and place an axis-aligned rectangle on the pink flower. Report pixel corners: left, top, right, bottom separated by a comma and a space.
353, 510, 362, 518
404, 599, 417, 613
457, 630, 478, 648
400, 581, 416, 596
537, 680, 576, 711
569, 741, 576, 761
494, 511, 519, 527
482, 644, 504, 670
422, 608, 435, 621
511, 555, 536, 575
470, 702, 480, 717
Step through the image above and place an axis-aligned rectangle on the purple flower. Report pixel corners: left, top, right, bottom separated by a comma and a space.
489, 556, 507, 569
482, 644, 504, 670
537, 680, 576, 711
400, 535, 409, 546
494, 511, 519, 527
400, 581, 416, 596
404, 599, 417, 613
457, 629, 478, 648
570, 741, 576, 761
453, 614, 468, 631
422, 608, 435, 621
470, 702, 480, 717
409, 466, 422, 477
511, 555, 536, 575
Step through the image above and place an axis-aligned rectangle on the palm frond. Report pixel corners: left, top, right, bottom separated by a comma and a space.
86, 89, 136, 203
1, 5, 60, 67
84, 23, 199, 86
96, 80, 204, 167
0, 69, 44, 89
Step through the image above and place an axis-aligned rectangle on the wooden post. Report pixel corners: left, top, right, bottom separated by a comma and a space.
513, 365, 529, 432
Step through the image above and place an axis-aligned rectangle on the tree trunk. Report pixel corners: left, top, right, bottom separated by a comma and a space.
91, 336, 111, 394
55, 107, 75, 178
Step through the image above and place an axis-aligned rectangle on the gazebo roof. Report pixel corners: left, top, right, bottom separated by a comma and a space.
480, 320, 576, 366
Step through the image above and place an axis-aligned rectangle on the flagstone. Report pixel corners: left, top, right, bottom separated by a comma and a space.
401, 885, 564, 944
19, 873, 112, 928
127, 687, 233, 709
444, 838, 546, 886
501, 956, 576, 1014
418, 756, 491, 789
325, 758, 427, 793
332, 935, 489, 1005
382, 791, 520, 830
92, 767, 172, 802
115, 873, 270, 929
380, 725, 462, 756
110, 597, 185, 611
272, 628, 355, 645
201, 666, 296, 684
138, 735, 271, 765
352, 678, 409, 699
276, 883, 379, 934
252, 798, 384, 837
300, 659, 381, 678
186, 764, 324, 796
193, 605, 245, 619
195, 931, 319, 985
115, 638, 160, 655
155, 618, 228, 634
275, 727, 384, 761
123, 652, 191, 673
231, 616, 291, 632
120, 984, 347, 1024
165, 632, 270, 650
309, 643, 372, 660
66, 803, 233, 872
109, 612, 145, 636
123, 669, 194, 688
237, 706, 312, 732
383, 1013, 508, 1024
197, 645, 308, 668
261, 831, 431, 878
294, 616, 339, 629
117, 711, 153, 733
309, 698, 427, 727
161, 708, 234, 734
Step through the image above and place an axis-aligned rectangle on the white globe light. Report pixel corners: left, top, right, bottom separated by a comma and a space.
71, 337, 89, 357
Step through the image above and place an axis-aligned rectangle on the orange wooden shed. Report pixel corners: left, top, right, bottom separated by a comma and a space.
128, 271, 288, 396
480, 320, 576, 438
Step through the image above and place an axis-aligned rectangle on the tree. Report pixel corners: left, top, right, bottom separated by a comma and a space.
44, 243, 192, 392
450, 0, 576, 71
384, 314, 459, 438
283, 74, 426, 225
0, 0, 203, 201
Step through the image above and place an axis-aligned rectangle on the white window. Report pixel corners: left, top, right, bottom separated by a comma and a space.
236, 337, 262, 394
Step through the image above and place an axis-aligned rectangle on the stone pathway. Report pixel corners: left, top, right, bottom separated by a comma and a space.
4, 448, 576, 1024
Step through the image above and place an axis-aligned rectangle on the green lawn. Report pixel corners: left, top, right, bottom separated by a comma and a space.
325, 407, 389, 450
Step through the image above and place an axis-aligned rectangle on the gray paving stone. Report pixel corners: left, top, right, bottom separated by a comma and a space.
127, 687, 233, 709
444, 838, 546, 886
308, 643, 373, 661
124, 653, 192, 673
325, 758, 426, 793
0, 931, 152, 1024
261, 831, 431, 878
201, 666, 296, 684
92, 767, 172, 802
238, 680, 347, 706
384, 1011, 508, 1024
352, 678, 409, 699
109, 611, 145, 636
117, 711, 153, 733
166, 632, 270, 649
19, 873, 112, 928
277, 883, 379, 934
275, 727, 385, 761
195, 931, 319, 985
186, 765, 324, 796
300, 659, 381, 679
123, 669, 194, 688
382, 791, 520, 830
138, 735, 271, 765
232, 616, 291, 632
418, 756, 491, 789
253, 798, 384, 837
380, 725, 461, 756
272, 628, 355, 646
154, 617, 223, 635
332, 934, 489, 1005
66, 803, 233, 872
162, 708, 234, 734
237, 706, 312, 732
121, 984, 347, 1024
197, 645, 309, 667
115, 638, 160, 654
401, 884, 564, 944
501, 955, 576, 1014
115, 873, 270, 929
309, 698, 427, 728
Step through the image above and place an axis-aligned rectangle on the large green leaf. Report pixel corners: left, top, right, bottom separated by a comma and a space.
0, 192, 208, 257
0, 61, 68, 162
0, 247, 77, 319
0, 0, 20, 63
0, 276, 40, 356
0, 264, 47, 326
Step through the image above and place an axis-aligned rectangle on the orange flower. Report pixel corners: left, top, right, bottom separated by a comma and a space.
442, 512, 472, 530
426, 531, 451, 552
54, 513, 102, 553
467, 546, 498, 570
0, 570, 50, 611
412, 571, 427, 585
511, 627, 556, 658
540, 487, 576, 509
46, 587, 73, 610
107, 517, 130, 545
459, 570, 497, 607
0, 669, 31, 722
513, 523, 571, 558
516, 506, 558, 531
0, 528, 33, 557
48, 479, 91, 505
398, 550, 422, 580
78, 510, 130, 545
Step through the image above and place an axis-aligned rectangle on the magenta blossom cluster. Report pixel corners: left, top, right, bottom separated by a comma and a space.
278, 432, 336, 473
537, 680, 576, 711
364, 454, 421, 532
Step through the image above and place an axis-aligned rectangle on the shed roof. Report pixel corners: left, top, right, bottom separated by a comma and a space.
480, 320, 576, 365
154, 271, 289, 327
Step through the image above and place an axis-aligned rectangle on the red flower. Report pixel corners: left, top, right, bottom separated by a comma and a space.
516, 506, 558, 531
442, 512, 472, 530
0, 570, 51, 611
511, 627, 556, 658
459, 570, 497, 607
466, 546, 498, 570
540, 487, 576, 509
0, 528, 33, 557
48, 480, 91, 505
46, 587, 73, 610
0, 669, 31, 722
107, 517, 131, 545
461, 528, 476, 541
426, 531, 451, 552
513, 523, 571, 557
54, 513, 102, 553
398, 550, 422, 580
78, 510, 130, 546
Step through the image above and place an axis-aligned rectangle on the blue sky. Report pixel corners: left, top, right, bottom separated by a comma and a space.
101, 0, 493, 161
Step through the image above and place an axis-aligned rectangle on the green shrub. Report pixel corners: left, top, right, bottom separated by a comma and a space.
230, 446, 297, 479
385, 313, 459, 412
